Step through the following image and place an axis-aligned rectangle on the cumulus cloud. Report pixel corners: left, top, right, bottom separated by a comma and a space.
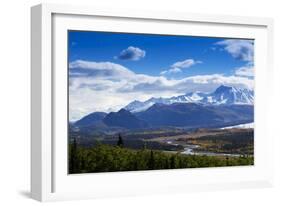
121, 74, 253, 94
160, 67, 182, 75
69, 60, 253, 121
235, 65, 254, 77
160, 58, 202, 75
115, 46, 146, 61
172, 59, 202, 69
69, 60, 134, 79
216, 39, 255, 79
216, 39, 254, 62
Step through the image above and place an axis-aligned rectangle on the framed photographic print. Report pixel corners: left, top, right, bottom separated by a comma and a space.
31, 3, 274, 201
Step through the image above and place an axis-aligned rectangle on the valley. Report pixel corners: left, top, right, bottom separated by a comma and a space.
70, 126, 254, 157
68, 127, 254, 174
68, 85, 254, 173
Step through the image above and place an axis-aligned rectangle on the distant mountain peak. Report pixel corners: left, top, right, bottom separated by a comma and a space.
74, 112, 107, 127
215, 85, 233, 92
103, 109, 148, 129
124, 85, 254, 113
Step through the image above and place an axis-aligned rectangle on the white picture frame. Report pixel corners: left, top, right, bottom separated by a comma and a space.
31, 3, 274, 202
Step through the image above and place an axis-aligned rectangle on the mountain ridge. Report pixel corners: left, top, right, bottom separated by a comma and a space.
135, 102, 253, 128
125, 85, 254, 113
72, 85, 254, 133
103, 108, 148, 129
73, 102, 253, 135
74, 112, 107, 127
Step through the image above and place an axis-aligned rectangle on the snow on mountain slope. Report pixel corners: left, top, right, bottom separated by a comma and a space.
124, 100, 155, 113
124, 85, 254, 113
201, 85, 254, 105
221, 122, 254, 129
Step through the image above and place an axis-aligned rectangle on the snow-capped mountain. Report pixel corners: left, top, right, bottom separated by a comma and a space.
201, 85, 254, 105
124, 92, 206, 113
124, 85, 254, 113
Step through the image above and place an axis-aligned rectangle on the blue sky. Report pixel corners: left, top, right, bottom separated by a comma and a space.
68, 31, 251, 78
68, 30, 254, 121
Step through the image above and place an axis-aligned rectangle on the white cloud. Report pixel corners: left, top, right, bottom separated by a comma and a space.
160, 67, 182, 75
235, 65, 254, 77
172, 59, 202, 69
216, 39, 254, 62
215, 39, 254, 79
69, 60, 134, 79
160, 58, 202, 75
124, 74, 253, 93
69, 60, 253, 121
115, 46, 146, 61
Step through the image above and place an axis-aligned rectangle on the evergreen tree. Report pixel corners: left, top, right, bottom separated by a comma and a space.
70, 138, 78, 173
170, 155, 176, 169
133, 159, 138, 170
165, 157, 170, 169
117, 134, 124, 147
226, 156, 229, 166
148, 150, 155, 169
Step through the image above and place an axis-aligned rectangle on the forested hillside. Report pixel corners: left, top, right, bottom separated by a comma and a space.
69, 140, 253, 174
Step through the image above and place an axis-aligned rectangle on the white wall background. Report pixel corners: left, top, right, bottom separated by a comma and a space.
0, 0, 280, 205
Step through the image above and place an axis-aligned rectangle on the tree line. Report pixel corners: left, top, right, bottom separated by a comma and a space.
69, 136, 253, 174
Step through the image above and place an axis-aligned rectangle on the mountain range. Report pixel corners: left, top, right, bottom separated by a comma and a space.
72, 85, 254, 133
135, 103, 253, 128
124, 85, 254, 113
